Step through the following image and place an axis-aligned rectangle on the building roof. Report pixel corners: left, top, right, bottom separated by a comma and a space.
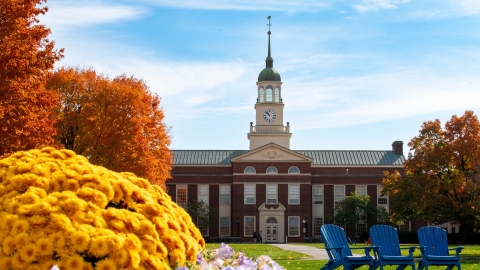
172, 150, 405, 166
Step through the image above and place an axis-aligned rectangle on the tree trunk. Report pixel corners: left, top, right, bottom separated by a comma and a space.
459, 223, 474, 244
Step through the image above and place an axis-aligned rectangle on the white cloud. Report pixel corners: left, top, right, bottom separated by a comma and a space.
353, 0, 410, 12
42, 1, 145, 27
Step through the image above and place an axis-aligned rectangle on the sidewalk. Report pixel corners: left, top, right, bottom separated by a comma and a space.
268, 244, 330, 260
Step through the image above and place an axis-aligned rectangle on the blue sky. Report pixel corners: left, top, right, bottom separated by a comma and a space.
41, 0, 480, 154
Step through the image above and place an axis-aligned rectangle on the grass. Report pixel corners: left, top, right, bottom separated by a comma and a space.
206, 243, 480, 269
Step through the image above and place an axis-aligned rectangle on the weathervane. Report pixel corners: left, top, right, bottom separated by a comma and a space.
267, 16, 272, 35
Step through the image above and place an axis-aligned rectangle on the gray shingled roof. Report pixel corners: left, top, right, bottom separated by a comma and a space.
172, 150, 405, 166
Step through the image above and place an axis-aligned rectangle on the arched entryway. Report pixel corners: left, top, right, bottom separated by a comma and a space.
265, 217, 278, 242
258, 203, 285, 243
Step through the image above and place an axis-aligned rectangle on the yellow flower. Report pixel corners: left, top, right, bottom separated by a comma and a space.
19, 243, 38, 263
2, 235, 15, 255
95, 258, 118, 270
89, 236, 109, 257
10, 219, 30, 235
111, 184, 124, 203
64, 254, 86, 270
14, 232, 30, 248
49, 232, 65, 251
0, 256, 13, 269
77, 187, 108, 209
29, 215, 48, 226
111, 249, 129, 268
70, 230, 91, 253
26, 263, 42, 270
50, 213, 72, 230
64, 179, 80, 191
36, 237, 54, 257
12, 251, 29, 269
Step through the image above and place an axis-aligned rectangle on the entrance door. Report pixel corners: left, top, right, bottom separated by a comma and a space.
266, 225, 278, 242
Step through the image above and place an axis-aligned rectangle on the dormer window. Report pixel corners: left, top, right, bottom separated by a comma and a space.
244, 166, 256, 174
266, 166, 278, 174
266, 87, 273, 102
259, 87, 264, 102
288, 166, 300, 174
275, 87, 280, 102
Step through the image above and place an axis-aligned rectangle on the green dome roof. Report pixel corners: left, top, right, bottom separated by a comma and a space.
258, 67, 281, 82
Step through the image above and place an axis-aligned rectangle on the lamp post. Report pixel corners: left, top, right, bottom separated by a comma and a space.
237, 217, 240, 237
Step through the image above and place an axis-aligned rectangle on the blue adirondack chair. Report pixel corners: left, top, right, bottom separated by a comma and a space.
320, 224, 376, 270
369, 224, 416, 270
417, 226, 463, 270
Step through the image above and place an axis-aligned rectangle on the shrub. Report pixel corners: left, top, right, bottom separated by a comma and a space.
0, 147, 204, 269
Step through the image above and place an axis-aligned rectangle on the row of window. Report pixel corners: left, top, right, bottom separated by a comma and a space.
176, 184, 389, 206
258, 86, 281, 103
244, 166, 300, 174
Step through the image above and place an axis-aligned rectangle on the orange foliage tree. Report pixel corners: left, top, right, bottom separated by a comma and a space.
47, 67, 172, 186
383, 110, 480, 240
0, 0, 64, 156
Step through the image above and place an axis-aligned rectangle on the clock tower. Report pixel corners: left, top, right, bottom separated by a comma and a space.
248, 18, 292, 150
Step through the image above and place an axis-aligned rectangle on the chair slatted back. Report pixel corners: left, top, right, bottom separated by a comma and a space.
370, 225, 401, 256
321, 224, 352, 261
418, 226, 449, 256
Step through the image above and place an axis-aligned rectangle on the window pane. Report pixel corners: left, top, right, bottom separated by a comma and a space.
177, 185, 187, 204
266, 166, 278, 174
288, 166, 300, 174
289, 185, 299, 204
313, 217, 323, 236
245, 216, 255, 237
356, 185, 366, 197
275, 87, 280, 102
259, 87, 264, 102
245, 185, 255, 204
220, 186, 230, 205
378, 185, 388, 204
220, 217, 230, 236
198, 185, 208, 204
244, 166, 256, 174
334, 186, 345, 204
198, 217, 209, 236
266, 185, 277, 204
288, 217, 299, 236
313, 185, 323, 205
266, 87, 272, 102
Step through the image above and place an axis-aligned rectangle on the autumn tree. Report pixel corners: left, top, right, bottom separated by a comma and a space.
383, 110, 480, 242
47, 67, 172, 185
333, 191, 378, 237
0, 0, 64, 156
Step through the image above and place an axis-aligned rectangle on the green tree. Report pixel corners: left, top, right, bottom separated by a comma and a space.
334, 191, 377, 235
383, 110, 480, 243
183, 200, 218, 236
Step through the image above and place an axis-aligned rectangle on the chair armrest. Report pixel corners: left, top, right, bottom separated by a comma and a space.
400, 246, 417, 256
351, 246, 376, 256
449, 246, 464, 257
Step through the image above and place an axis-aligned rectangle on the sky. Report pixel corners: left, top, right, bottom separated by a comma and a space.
40, 0, 480, 154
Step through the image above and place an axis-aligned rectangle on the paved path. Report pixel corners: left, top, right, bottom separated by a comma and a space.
268, 244, 330, 260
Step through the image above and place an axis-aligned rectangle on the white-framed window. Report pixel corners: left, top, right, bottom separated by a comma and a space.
266, 166, 278, 174
356, 185, 367, 197
378, 185, 388, 205
274, 87, 280, 102
220, 217, 230, 236
244, 166, 256, 174
244, 184, 255, 204
220, 185, 230, 205
176, 185, 187, 204
266, 184, 277, 204
198, 185, 209, 204
259, 87, 264, 102
289, 185, 299, 204
312, 185, 323, 205
334, 185, 345, 204
288, 216, 300, 237
399, 220, 411, 232
313, 217, 323, 236
288, 166, 300, 174
244, 216, 255, 237
266, 87, 273, 102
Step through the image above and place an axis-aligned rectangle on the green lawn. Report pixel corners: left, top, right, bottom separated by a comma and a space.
206, 243, 480, 269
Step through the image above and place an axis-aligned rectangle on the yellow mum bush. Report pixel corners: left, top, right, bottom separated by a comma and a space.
0, 147, 205, 270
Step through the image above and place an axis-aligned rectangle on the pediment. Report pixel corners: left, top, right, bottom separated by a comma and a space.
231, 143, 313, 163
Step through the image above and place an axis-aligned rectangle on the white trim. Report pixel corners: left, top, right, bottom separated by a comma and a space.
198, 184, 209, 205
244, 184, 256, 204
266, 184, 278, 204
244, 216, 256, 237
176, 185, 187, 204
288, 216, 300, 237
288, 184, 300, 205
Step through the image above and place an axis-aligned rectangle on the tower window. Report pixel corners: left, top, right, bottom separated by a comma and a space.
275, 87, 280, 102
244, 166, 256, 174
266, 87, 272, 102
259, 87, 264, 102
288, 166, 300, 174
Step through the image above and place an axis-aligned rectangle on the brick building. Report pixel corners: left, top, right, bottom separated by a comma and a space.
166, 28, 407, 242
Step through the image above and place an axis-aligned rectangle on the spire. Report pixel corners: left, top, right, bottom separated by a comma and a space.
266, 16, 273, 68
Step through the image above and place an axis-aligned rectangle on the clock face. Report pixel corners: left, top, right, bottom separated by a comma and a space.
263, 108, 277, 122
